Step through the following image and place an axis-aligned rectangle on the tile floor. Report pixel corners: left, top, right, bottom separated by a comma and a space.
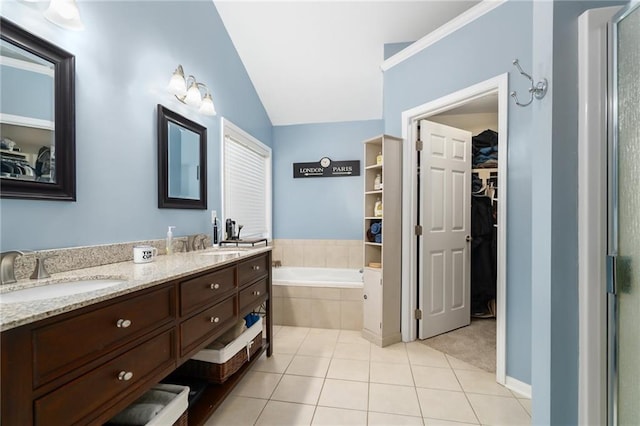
205, 326, 531, 426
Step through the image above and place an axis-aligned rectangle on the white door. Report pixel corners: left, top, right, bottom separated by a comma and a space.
363, 268, 382, 336
419, 120, 472, 339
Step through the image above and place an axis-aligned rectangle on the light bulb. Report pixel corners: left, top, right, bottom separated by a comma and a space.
168, 66, 187, 96
184, 82, 202, 107
199, 92, 217, 116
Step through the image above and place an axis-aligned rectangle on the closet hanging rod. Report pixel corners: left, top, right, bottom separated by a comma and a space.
510, 59, 548, 107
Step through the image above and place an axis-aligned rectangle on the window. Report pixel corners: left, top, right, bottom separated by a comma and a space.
221, 118, 272, 240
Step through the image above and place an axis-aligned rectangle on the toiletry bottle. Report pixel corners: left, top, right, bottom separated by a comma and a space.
374, 197, 383, 217
166, 226, 176, 255
212, 213, 219, 246
374, 173, 382, 190
376, 151, 383, 166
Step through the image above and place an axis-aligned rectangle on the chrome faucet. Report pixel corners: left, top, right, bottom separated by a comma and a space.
0, 250, 25, 285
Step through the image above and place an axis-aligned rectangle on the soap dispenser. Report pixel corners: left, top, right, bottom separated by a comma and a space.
211, 211, 220, 246
166, 226, 176, 255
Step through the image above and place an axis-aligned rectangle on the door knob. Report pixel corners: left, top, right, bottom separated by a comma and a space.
466, 235, 473, 242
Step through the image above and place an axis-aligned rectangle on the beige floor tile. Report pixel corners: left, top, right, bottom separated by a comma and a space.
277, 326, 310, 339
453, 369, 512, 397
415, 388, 478, 424
271, 374, 324, 405
311, 406, 367, 425
338, 330, 370, 344
445, 354, 483, 372
466, 393, 531, 426
518, 398, 532, 416
369, 383, 422, 417
286, 355, 331, 377
273, 336, 304, 355
423, 418, 478, 426
318, 379, 369, 411
370, 362, 414, 386
368, 412, 425, 426
255, 400, 316, 426
231, 371, 282, 399
370, 343, 409, 364
406, 343, 450, 368
327, 358, 370, 382
298, 338, 337, 357
509, 388, 531, 399
252, 352, 294, 374
272, 325, 283, 335
333, 342, 371, 361
204, 396, 267, 426
307, 328, 341, 340
411, 365, 461, 391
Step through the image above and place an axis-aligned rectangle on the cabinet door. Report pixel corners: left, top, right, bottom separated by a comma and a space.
363, 268, 382, 335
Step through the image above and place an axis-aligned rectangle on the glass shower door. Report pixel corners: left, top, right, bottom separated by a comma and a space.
609, 3, 640, 425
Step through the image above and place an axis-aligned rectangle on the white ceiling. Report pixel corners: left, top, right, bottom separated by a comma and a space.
214, 1, 480, 126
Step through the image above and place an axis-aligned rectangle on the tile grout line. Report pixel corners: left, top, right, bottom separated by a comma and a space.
447, 353, 483, 425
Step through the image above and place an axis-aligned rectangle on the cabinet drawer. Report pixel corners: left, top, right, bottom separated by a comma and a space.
32, 285, 175, 388
239, 277, 268, 314
180, 266, 236, 316
238, 253, 269, 287
180, 295, 237, 356
34, 329, 175, 426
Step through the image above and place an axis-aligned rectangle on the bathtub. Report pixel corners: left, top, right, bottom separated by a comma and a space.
271, 267, 364, 330
272, 266, 363, 288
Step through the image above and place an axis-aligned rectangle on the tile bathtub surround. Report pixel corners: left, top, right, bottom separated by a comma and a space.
272, 239, 362, 269
205, 326, 532, 426
273, 286, 363, 330
11, 236, 212, 281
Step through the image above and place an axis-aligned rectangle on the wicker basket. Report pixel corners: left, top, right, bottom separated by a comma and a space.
177, 333, 262, 383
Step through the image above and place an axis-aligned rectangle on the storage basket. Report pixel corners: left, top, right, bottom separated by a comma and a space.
107, 384, 189, 426
176, 317, 263, 384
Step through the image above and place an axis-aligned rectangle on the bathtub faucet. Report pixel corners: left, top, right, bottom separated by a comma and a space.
272, 260, 282, 268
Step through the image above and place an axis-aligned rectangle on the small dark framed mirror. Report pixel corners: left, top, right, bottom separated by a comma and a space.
0, 17, 76, 201
157, 105, 207, 209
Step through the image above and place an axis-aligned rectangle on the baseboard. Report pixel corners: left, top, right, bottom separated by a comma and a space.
505, 376, 532, 399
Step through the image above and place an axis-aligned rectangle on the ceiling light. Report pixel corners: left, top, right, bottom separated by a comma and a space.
44, 0, 85, 31
168, 64, 217, 116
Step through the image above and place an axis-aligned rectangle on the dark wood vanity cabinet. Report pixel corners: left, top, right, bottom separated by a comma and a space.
1, 251, 272, 426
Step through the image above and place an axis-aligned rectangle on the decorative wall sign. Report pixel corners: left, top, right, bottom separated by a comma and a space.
293, 157, 360, 178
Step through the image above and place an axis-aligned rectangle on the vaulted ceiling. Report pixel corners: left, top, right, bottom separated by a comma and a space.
214, 1, 480, 126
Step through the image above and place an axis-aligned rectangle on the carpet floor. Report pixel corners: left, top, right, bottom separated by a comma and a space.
420, 318, 496, 373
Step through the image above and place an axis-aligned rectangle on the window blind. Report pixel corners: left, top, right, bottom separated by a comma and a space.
224, 135, 269, 239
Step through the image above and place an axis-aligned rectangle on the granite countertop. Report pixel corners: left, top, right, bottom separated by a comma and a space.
0, 246, 272, 332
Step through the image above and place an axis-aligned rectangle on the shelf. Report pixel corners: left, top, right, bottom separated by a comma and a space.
365, 216, 383, 220
365, 190, 383, 195
188, 343, 269, 426
365, 242, 382, 247
0, 148, 27, 158
365, 164, 382, 170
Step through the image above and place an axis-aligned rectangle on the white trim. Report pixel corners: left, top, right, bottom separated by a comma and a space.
505, 375, 532, 399
381, 0, 506, 72
0, 56, 54, 76
400, 73, 509, 385
0, 113, 54, 130
577, 6, 622, 426
220, 117, 273, 240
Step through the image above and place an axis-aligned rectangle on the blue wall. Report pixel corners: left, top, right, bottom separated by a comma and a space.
383, 0, 533, 385
272, 120, 383, 240
0, 1, 271, 251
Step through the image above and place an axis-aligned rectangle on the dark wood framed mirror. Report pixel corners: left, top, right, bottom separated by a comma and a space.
0, 17, 76, 201
157, 105, 207, 209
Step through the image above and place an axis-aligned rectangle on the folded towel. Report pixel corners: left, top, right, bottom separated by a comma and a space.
370, 222, 381, 235
108, 403, 164, 425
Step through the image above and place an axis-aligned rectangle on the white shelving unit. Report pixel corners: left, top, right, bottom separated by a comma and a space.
362, 134, 403, 347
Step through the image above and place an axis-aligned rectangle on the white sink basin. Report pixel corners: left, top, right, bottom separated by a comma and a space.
199, 250, 245, 256
0, 279, 124, 304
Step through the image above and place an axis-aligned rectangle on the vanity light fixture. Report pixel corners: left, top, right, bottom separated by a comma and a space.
44, 0, 85, 31
168, 65, 217, 116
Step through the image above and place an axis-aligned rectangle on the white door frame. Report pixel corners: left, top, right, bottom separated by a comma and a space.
401, 73, 509, 385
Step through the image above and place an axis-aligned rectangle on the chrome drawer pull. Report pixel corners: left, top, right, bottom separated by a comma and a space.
252, 265, 260, 271
210, 283, 220, 290
118, 371, 134, 381
116, 319, 132, 328
210, 317, 220, 323
253, 291, 261, 296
